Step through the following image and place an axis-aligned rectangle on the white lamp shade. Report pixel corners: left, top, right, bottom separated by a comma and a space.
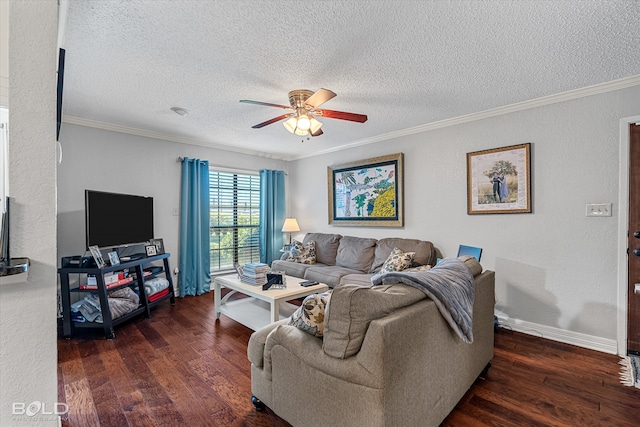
283, 114, 320, 136
309, 116, 323, 134
281, 218, 300, 233
283, 116, 297, 133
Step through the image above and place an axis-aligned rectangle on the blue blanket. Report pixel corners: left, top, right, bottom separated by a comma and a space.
371, 257, 475, 343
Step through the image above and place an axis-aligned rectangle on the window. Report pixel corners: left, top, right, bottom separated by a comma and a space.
209, 170, 261, 271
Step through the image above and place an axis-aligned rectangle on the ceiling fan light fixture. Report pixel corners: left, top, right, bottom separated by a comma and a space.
242, 88, 366, 137
283, 113, 317, 136
283, 116, 297, 133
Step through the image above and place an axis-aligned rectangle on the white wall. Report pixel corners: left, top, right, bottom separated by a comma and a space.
289, 85, 640, 353
0, 1, 59, 426
0, 0, 8, 107
57, 123, 287, 269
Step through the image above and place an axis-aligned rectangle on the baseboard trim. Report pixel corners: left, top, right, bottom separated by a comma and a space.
496, 316, 618, 355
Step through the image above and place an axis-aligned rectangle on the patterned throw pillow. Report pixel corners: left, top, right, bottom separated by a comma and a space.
380, 247, 415, 273
289, 291, 332, 337
286, 239, 317, 264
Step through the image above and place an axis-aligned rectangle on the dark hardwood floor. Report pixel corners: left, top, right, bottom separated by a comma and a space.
58, 292, 639, 426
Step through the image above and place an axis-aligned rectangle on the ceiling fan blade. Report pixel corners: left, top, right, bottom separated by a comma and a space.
251, 114, 292, 129
304, 88, 337, 110
315, 109, 368, 123
240, 99, 292, 110
311, 128, 324, 137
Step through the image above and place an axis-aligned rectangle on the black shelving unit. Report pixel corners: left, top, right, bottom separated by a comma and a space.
59, 253, 175, 339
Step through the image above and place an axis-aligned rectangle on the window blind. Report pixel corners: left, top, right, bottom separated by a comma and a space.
209, 170, 261, 271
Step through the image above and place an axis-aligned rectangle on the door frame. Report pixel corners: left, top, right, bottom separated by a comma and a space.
617, 114, 640, 356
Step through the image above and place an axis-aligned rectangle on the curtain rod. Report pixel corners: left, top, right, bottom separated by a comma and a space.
176, 157, 286, 175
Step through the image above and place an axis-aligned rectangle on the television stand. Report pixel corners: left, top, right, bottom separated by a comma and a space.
58, 253, 175, 339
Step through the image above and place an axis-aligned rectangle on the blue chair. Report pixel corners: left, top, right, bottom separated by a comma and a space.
457, 245, 482, 261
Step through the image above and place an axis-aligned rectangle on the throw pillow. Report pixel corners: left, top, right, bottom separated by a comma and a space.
380, 247, 415, 273
286, 239, 317, 264
289, 291, 332, 337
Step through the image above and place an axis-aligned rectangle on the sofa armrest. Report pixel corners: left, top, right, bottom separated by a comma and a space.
262, 323, 385, 388
247, 319, 289, 368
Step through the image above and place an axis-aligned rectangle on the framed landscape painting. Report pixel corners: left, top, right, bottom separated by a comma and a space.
328, 153, 404, 227
467, 143, 531, 214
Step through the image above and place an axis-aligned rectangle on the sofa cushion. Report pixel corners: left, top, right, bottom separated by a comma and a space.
323, 283, 426, 359
380, 247, 415, 273
289, 291, 332, 337
303, 233, 342, 265
271, 259, 321, 278
286, 239, 317, 264
371, 238, 435, 273
335, 236, 377, 273
304, 265, 363, 288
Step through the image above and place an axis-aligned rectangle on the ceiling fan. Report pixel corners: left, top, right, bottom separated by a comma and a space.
240, 88, 367, 137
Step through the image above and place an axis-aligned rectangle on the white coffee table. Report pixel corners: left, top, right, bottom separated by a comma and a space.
213, 274, 329, 331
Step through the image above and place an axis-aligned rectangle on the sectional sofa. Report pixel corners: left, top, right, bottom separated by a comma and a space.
249, 249, 495, 426
271, 232, 438, 287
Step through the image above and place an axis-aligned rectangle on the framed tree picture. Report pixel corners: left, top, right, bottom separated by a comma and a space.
328, 153, 404, 227
466, 143, 532, 214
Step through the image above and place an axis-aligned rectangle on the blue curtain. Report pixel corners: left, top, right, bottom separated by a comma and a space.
260, 169, 285, 265
179, 157, 211, 297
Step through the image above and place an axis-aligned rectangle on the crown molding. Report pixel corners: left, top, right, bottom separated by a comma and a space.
61, 115, 289, 160
64, 74, 640, 162
292, 74, 640, 160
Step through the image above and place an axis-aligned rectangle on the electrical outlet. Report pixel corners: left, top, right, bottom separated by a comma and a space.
586, 203, 611, 217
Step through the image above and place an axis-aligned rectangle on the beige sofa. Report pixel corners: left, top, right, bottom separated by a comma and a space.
272, 232, 438, 287
248, 256, 495, 427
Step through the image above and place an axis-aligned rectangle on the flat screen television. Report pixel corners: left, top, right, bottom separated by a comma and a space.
85, 190, 154, 249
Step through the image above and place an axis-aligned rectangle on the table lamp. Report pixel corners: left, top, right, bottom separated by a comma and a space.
281, 218, 300, 246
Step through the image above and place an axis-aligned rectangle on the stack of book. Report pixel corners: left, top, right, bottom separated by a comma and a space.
239, 262, 270, 286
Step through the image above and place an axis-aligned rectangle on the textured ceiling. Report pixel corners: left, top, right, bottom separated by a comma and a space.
60, 0, 640, 160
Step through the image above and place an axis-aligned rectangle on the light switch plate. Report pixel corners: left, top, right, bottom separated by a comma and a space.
586, 203, 612, 217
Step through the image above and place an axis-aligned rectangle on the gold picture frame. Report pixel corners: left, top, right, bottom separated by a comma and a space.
328, 153, 404, 227
466, 143, 532, 214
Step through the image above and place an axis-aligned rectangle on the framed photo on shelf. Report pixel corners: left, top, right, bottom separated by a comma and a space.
88, 245, 106, 268
145, 244, 157, 257
107, 251, 120, 266
327, 152, 404, 227
150, 238, 165, 254
466, 143, 532, 214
